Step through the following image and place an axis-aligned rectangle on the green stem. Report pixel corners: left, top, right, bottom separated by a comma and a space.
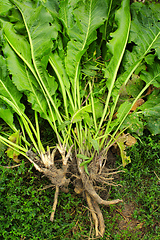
49, 55, 75, 114
99, 94, 119, 148
73, 63, 80, 110
35, 112, 45, 153
18, 116, 28, 151
89, 81, 97, 131
0, 135, 28, 153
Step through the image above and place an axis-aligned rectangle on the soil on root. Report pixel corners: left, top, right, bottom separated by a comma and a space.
26, 146, 123, 238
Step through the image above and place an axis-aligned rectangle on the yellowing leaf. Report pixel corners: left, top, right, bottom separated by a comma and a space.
6, 130, 21, 163
117, 140, 131, 167
116, 133, 131, 167
125, 134, 137, 147
130, 99, 144, 112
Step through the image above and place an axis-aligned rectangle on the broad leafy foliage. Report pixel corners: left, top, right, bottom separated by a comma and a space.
0, 0, 160, 163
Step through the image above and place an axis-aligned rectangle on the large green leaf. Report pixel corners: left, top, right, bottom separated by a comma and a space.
49, 52, 70, 90
3, 21, 33, 69
116, 3, 160, 89
0, 55, 24, 129
3, 42, 49, 120
140, 62, 160, 88
120, 112, 144, 135
11, 0, 58, 89
49, 52, 75, 117
0, 0, 12, 16
0, 75, 24, 114
108, 101, 132, 134
65, 0, 109, 79
41, 0, 59, 18
13, 0, 63, 123
120, 62, 160, 135
61, 0, 110, 109
105, 0, 131, 88
12, 0, 57, 65
96, 0, 131, 136
0, 55, 16, 130
58, 0, 75, 36
139, 89, 160, 135
2, 1, 62, 124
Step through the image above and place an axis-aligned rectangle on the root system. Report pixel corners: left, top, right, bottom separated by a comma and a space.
26, 145, 123, 238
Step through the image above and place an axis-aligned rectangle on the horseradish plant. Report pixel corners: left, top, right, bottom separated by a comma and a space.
0, 0, 160, 236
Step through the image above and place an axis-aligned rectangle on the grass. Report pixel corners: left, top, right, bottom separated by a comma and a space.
0, 131, 160, 239
102, 131, 160, 239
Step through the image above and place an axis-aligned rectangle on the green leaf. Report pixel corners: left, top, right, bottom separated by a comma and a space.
145, 54, 156, 65
6, 130, 21, 163
3, 21, 33, 68
79, 154, 94, 165
117, 138, 131, 167
65, 0, 109, 80
109, 101, 132, 132
116, 3, 160, 89
140, 62, 160, 88
94, 100, 104, 120
71, 104, 92, 123
0, 0, 12, 16
0, 141, 6, 157
0, 76, 25, 116
96, 0, 131, 135
84, 164, 89, 176
116, 101, 132, 121
62, 0, 109, 109
126, 74, 144, 98
13, 0, 57, 67
105, 0, 131, 88
139, 89, 160, 135
77, 154, 89, 160
83, 112, 93, 128
49, 52, 73, 116
0, 56, 19, 130
120, 112, 144, 135
0, 105, 16, 131
2, 1, 62, 126
58, 120, 71, 131
3, 1, 58, 88
13, 0, 62, 123
71, 99, 103, 125
80, 159, 91, 166
3, 41, 49, 120
42, 0, 59, 17
79, 154, 94, 176
91, 139, 99, 153
49, 52, 70, 89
